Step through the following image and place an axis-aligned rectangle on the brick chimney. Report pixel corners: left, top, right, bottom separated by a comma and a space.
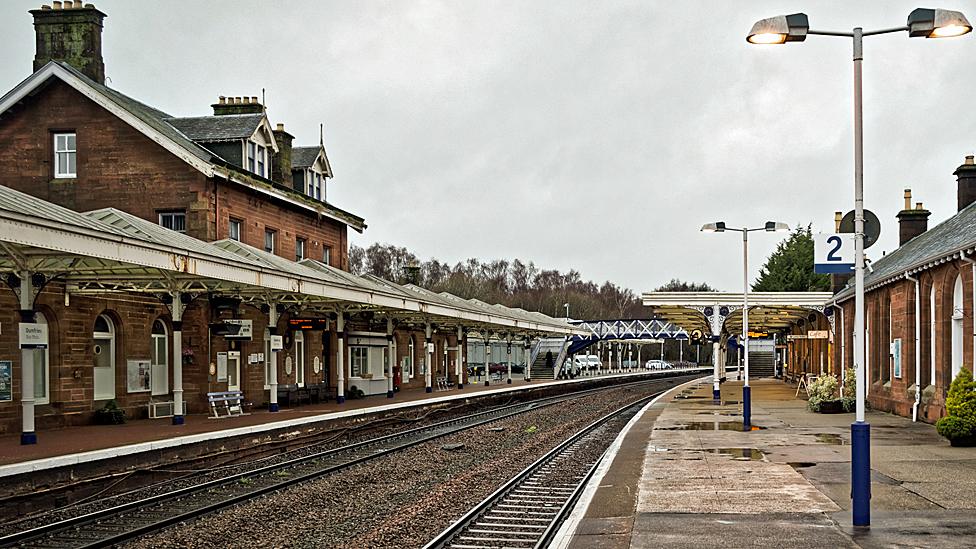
211, 95, 265, 116
30, 3, 107, 84
896, 189, 930, 246
830, 211, 852, 294
955, 154, 976, 212
271, 123, 293, 186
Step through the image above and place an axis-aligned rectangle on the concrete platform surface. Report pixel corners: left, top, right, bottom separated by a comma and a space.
561, 377, 976, 549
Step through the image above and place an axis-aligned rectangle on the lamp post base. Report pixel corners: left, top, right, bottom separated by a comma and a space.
172, 415, 184, 426
337, 395, 345, 404
269, 403, 280, 412
20, 431, 36, 445
742, 385, 751, 431
851, 421, 872, 527
713, 388, 721, 402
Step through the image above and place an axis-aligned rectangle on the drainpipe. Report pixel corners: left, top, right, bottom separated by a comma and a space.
905, 273, 921, 422
963, 251, 976, 383
839, 302, 846, 395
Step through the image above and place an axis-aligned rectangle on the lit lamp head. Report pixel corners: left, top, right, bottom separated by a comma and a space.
746, 13, 809, 44
765, 221, 790, 232
908, 8, 972, 38
701, 222, 726, 233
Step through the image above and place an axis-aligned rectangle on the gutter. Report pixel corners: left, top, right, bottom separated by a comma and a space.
904, 273, 921, 422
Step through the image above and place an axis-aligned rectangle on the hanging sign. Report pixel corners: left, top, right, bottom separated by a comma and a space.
807, 330, 829, 339
19, 323, 48, 349
814, 233, 855, 274
224, 319, 253, 340
289, 318, 329, 330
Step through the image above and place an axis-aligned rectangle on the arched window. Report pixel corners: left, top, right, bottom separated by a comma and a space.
150, 320, 168, 396
34, 313, 50, 405
294, 330, 305, 387
93, 315, 116, 400
952, 275, 964, 381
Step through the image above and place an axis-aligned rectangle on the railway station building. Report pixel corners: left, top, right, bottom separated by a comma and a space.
0, 3, 581, 442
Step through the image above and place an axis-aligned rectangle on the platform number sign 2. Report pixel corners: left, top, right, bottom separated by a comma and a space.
814, 233, 855, 274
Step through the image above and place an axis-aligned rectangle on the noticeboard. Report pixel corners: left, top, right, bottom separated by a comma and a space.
127, 359, 152, 393
0, 361, 11, 402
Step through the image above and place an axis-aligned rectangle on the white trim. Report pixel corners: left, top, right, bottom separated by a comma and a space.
53, 132, 77, 179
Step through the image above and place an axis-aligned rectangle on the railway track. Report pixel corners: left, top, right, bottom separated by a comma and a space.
423, 393, 657, 549
0, 377, 683, 549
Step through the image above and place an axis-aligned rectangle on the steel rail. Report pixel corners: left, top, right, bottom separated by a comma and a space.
423, 392, 660, 549
1, 374, 693, 549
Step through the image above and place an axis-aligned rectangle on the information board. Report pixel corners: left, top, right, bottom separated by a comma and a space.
0, 361, 11, 402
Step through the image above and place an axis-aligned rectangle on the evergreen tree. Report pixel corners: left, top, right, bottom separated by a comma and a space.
752, 225, 830, 292
655, 278, 714, 292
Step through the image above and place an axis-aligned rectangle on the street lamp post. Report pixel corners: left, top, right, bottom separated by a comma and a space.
702, 221, 789, 433
746, 8, 971, 528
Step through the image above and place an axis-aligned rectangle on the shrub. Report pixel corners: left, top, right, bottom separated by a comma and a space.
807, 374, 839, 412
937, 368, 976, 442
842, 367, 857, 400
94, 399, 126, 425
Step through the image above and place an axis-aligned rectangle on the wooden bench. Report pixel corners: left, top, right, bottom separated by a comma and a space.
207, 390, 249, 419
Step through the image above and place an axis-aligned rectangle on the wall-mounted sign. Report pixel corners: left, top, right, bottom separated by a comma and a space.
126, 359, 152, 393
270, 335, 283, 351
224, 319, 253, 340
814, 233, 855, 274
348, 336, 387, 347
289, 318, 329, 330
807, 330, 829, 339
786, 334, 807, 341
313, 356, 321, 374
19, 323, 48, 349
0, 361, 11, 402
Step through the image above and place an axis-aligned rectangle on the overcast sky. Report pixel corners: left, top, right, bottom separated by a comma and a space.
2, 1, 974, 293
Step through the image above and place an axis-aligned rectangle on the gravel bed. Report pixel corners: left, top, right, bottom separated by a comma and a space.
122, 380, 680, 549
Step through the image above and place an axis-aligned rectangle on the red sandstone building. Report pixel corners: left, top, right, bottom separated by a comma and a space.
0, 3, 567, 440
826, 160, 976, 423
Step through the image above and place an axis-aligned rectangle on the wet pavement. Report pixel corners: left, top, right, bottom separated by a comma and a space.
558, 377, 976, 548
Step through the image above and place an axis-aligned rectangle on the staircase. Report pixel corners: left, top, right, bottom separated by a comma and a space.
531, 337, 566, 380
748, 350, 775, 378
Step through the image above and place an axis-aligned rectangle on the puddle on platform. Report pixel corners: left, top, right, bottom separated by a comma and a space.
696, 411, 740, 416
660, 421, 766, 431
789, 462, 816, 468
703, 448, 765, 461
814, 433, 847, 445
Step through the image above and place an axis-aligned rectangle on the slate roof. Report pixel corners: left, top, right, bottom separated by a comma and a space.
836, 200, 976, 300
165, 114, 265, 143
291, 146, 322, 169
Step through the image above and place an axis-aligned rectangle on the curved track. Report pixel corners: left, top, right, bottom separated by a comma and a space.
0, 378, 680, 549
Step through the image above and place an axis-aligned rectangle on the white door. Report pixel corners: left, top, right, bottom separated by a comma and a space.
294, 331, 305, 387
227, 351, 241, 391
93, 315, 115, 400
150, 320, 169, 396
952, 275, 964, 381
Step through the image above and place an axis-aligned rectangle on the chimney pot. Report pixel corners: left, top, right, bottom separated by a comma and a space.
916, 202, 923, 210
52, 1, 61, 9
40, 4, 51, 9
218, 96, 226, 104
276, 123, 284, 131
834, 211, 842, 231
234, 97, 242, 104
903, 189, 912, 211
967, 155, 975, 165
897, 191, 930, 245
251, 96, 258, 104
956, 154, 976, 211
73, 0, 82, 8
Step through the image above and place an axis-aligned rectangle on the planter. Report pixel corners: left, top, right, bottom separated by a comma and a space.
948, 436, 976, 447
94, 409, 126, 425
817, 399, 846, 414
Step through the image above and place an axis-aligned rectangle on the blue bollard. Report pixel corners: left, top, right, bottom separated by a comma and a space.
21, 431, 37, 445
172, 415, 184, 425
742, 385, 751, 431
269, 403, 280, 412
851, 421, 871, 526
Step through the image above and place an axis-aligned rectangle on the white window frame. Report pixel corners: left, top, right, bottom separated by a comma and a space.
247, 141, 256, 173
929, 285, 936, 387
264, 328, 272, 390
229, 218, 242, 241
150, 319, 169, 396
296, 237, 306, 261
93, 314, 116, 401
257, 145, 266, 178
34, 313, 50, 405
264, 229, 276, 254
294, 330, 305, 387
54, 132, 77, 178
323, 246, 331, 266
351, 346, 369, 378
158, 211, 186, 233
405, 337, 414, 379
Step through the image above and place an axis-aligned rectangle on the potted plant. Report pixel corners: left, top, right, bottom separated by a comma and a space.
94, 400, 126, 425
182, 347, 195, 365
807, 374, 845, 414
936, 368, 976, 447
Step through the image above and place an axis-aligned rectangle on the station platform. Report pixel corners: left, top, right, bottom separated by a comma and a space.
0, 369, 702, 480
557, 377, 976, 549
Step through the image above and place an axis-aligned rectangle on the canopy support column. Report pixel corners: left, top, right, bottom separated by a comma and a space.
525, 339, 532, 382
386, 318, 395, 398
506, 339, 513, 384
170, 292, 185, 425
19, 272, 36, 445
425, 323, 433, 393
267, 304, 280, 412
456, 326, 465, 389
336, 313, 346, 404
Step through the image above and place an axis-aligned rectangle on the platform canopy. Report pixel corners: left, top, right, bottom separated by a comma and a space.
0, 185, 585, 337
641, 291, 834, 336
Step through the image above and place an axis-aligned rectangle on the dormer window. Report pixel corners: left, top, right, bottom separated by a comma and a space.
247, 141, 268, 178
307, 169, 324, 201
